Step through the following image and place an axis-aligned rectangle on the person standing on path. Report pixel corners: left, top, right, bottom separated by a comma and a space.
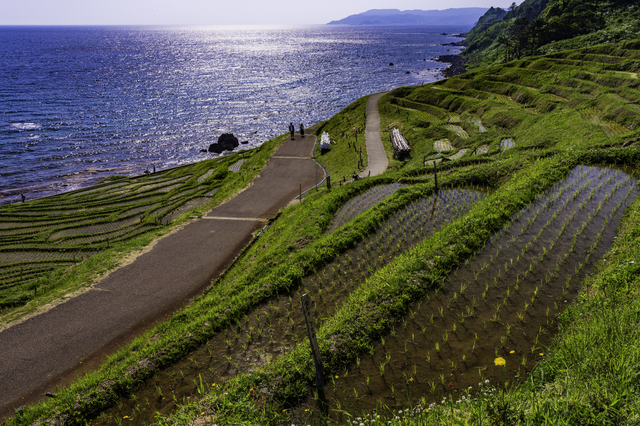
289, 123, 295, 140
299, 123, 305, 138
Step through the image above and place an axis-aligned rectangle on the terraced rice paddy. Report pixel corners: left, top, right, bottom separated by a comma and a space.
579, 107, 628, 137
90, 187, 486, 425
492, 94, 520, 106
434, 139, 454, 152
0, 164, 221, 308
501, 138, 515, 152
417, 111, 440, 123
309, 165, 638, 422
327, 183, 407, 233
228, 159, 247, 173
449, 149, 468, 161
474, 145, 490, 155
469, 118, 487, 133
197, 169, 215, 183
8, 39, 640, 426
443, 125, 469, 139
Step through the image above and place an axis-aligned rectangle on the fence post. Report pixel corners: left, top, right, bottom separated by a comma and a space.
434, 161, 439, 192
301, 294, 324, 390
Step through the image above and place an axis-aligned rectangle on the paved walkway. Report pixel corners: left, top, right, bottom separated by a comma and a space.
0, 133, 323, 419
362, 92, 389, 177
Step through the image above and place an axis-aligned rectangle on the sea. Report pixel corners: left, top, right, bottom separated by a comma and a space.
0, 25, 468, 204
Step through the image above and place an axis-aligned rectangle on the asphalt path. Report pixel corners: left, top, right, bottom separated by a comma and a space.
362, 92, 389, 177
0, 133, 323, 419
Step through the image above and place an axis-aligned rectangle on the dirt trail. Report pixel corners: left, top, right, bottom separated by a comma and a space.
0, 133, 323, 419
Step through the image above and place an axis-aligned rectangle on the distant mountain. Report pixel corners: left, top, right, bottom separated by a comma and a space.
327, 8, 488, 26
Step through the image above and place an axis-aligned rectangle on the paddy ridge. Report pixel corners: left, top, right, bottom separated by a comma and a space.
2, 38, 640, 426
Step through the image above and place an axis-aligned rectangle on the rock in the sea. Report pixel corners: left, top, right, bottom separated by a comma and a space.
208, 133, 239, 153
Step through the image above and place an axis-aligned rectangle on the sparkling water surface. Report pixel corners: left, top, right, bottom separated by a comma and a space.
0, 25, 466, 204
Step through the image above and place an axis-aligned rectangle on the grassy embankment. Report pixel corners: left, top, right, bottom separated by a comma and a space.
314, 95, 370, 180
5, 39, 640, 425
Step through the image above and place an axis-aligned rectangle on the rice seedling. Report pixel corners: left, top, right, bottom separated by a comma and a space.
310, 165, 638, 418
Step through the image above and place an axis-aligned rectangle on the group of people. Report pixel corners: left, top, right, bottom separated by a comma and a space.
288, 123, 304, 140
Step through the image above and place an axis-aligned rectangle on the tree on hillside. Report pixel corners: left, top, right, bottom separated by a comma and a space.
463, 0, 640, 68
527, 17, 546, 55
497, 15, 547, 61
543, 0, 609, 40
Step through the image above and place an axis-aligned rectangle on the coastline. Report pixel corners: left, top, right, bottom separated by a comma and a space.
436, 53, 468, 78
0, 25, 462, 206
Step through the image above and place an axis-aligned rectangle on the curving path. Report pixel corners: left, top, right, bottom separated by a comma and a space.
0, 133, 323, 420
362, 92, 389, 177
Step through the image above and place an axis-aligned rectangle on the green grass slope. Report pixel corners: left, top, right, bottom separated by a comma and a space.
4, 40, 640, 426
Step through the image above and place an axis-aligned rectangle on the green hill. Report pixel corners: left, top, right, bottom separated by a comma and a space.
8, 38, 640, 426
4, 6, 640, 425
462, 0, 640, 67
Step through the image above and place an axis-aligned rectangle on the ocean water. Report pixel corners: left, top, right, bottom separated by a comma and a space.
0, 25, 467, 204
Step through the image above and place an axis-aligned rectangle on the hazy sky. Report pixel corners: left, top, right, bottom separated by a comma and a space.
2, 0, 521, 26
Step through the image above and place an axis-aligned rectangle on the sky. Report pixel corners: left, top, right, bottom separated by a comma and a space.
1, 0, 522, 26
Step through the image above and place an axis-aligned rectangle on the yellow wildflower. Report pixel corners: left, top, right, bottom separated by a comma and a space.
494, 357, 506, 366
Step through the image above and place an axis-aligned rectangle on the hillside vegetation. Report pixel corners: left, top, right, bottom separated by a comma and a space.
462, 0, 640, 67
6, 38, 640, 426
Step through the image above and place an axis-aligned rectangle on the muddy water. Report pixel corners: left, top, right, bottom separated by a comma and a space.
327, 183, 407, 233
90, 188, 485, 425
304, 165, 638, 424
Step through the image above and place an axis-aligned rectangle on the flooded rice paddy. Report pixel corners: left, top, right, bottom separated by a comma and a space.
0, 167, 219, 305
304, 165, 638, 423
327, 183, 407, 234
91, 187, 485, 425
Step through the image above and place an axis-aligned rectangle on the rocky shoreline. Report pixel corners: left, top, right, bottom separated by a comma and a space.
436, 54, 469, 78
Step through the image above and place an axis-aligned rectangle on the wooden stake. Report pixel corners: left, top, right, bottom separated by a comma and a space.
301, 294, 324, 389
434, 161, 439, 192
